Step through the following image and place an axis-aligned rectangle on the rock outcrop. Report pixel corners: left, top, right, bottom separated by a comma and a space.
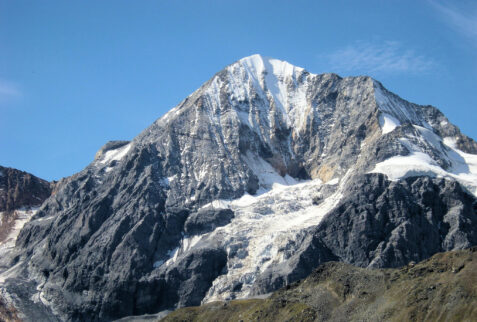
0, 165, 52, 213
0, 166, 52, 244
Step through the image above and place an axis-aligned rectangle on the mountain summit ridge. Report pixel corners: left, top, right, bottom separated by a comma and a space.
1, 55, 476, 321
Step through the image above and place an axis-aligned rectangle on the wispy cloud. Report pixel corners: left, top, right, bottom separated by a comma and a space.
429, 0, 477, 44
324, 40, 435, 75
0, 79, 21, 103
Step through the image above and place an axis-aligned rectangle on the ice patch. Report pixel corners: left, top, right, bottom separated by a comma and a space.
34, 215, 56, 222
242, 151, 298, 191
325, 177, 339, 185
415, 126, 442, 150
199, 199, 232, 211
148, 174, 345, 303
443, 137, 477, 194
163, 235, 203, 267
379, 113, 401, 134
371, 151, 444, 180
159, 176, 175, 187
100, 143, 131, 165
371, 135, 477, 196
0, 208, 38, 258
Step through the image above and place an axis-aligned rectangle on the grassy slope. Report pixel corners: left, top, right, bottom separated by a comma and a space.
162, 247, 477, 322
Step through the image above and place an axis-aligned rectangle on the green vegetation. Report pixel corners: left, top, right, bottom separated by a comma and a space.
162, 247, 477, 321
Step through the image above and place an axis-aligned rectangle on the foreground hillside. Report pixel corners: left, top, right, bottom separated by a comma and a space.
163, 247, 477, 322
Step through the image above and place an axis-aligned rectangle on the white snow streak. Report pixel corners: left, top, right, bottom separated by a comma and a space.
100, 143, 131, 165
0, 208, 38, 267
0, 209, 47, 294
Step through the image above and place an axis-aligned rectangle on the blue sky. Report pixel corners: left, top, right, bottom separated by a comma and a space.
1, 0, 476, 181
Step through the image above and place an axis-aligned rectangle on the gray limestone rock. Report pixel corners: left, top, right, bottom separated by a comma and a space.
184, 208, 234, 236
2, 55, 477, 321
317, 174, 477, 268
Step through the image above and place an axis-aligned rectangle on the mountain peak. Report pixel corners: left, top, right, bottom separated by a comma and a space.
236, 54, 306, 80
3, 56, 477, 321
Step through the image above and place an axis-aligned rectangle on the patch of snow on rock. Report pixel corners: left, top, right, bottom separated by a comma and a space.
371, 131, 477, 196
100, 143, 131, 165
242, 151, 298, 191
0, 208, 38, 257
379, 113, 401, 134
374, 81, 424, 127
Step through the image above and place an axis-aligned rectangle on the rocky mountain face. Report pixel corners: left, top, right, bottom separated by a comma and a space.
250, 174, 477, 295
164, 247, 477, 322
0, 166, 52, 213
1, 54, 476, 321
0, 166, 52, 245
0, 166, 53, 321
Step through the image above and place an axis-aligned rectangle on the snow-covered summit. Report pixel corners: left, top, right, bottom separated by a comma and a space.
238, 54, 307, 81
224, 54, 313, 134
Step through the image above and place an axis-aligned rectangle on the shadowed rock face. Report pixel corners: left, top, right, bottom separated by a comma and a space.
0, 166, 52, 213
184, 208, 235, 235
0, 166, 52, 243
316, 174, 477, 268
2, 55, 477, 321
